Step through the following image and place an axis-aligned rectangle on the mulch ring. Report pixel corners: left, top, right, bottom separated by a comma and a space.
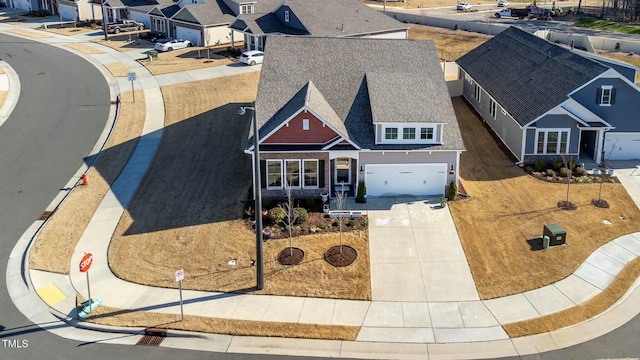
324, 245, 357, 267
277, 247, 304, 266
591, 199, 611, 209
557, 201, 578, 210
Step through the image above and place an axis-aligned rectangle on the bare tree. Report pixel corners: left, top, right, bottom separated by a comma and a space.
560, 153, 577, 209
597, 138, 619, 204
335, 184, 347, 254
278, 182, 299, 256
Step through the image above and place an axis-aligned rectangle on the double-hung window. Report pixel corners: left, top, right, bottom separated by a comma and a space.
266, 160, 282, 189
385, 127, 398, 140
303, 160, 318, 188
403, 128, 416, 140
473, 83, 481, 101
285, 160, 300, 188
489, 99, 497, 119
240, 4, 253, 14
536, 130, 569, 154
599, 85, 613, 106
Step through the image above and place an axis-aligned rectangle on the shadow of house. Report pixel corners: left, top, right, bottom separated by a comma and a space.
86, 103, 253, 235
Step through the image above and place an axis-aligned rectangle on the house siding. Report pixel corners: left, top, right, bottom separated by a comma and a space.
259, 152, 330, 199
359, 151, 458, 185
462, 75, 524, 160
524, 114, 580, 155
263, 112, 340, 144
571, 77, 640, 132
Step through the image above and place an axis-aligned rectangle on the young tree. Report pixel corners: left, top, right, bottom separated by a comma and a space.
560, 153, 577, 209
278, 182, 299, 256
335, 184, 347, 254
596, 138, 619, 205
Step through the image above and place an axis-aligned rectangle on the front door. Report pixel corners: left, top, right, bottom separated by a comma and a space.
335, 158, 351, 186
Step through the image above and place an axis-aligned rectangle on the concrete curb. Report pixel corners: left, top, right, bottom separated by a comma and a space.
0, 59, 21, 128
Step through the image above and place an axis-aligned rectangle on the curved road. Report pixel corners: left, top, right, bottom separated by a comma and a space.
1, 32, 640, 360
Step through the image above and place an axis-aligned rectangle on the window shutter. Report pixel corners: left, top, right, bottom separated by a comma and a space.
260, 160, 266, 188
318, 160, 325, 187
596, 88, 602, 104
611, 88, 616, 104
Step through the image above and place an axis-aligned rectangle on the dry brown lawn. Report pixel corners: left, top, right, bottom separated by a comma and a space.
64, 43, 104, 55
596, 50, 640, 68
103, 62, 132, 78
139, 48, 234, 75
408, 25, 491, 60
449, 97, 640, 300
108, 72, 372, 300
79, 295, 359, 340
29, 90, 146, 274
44, 26, 101, 36
362, 0, 495, 9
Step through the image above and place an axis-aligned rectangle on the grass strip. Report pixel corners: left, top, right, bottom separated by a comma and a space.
576, 18, 640, 35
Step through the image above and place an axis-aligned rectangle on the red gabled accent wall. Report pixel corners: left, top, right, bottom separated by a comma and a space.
262, 110, 341, 144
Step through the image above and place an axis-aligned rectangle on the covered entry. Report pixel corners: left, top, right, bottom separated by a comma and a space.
365, 164, 447, 196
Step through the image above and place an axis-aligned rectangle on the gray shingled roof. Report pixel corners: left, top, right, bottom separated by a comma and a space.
456, 26, 609, 126
253, 36, 464, 152
233, 0, 406, 36
172, 0, 235, 25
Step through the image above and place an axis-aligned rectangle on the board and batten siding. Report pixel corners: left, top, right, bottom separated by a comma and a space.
359, 151, 458, 185
462, 74, 524, 161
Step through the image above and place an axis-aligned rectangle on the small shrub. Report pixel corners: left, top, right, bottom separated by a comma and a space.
332, 220, 339, 227
558, 167, 571, 177
534, 159, 547, 171
574, 167, 588, 177
552, 161, 564, 171
525, 166, 534, 173
557, 176, 563, 182
454, 24, 459, 30
356, 180, 367, 203
317, 223, 327, 230
447, 180, 458, 201
284, 225, 290, 231
268, 207, 286, 224
294, 207, 308, 224
363, 218, 369, 227
546, 176, 553, 181
348, 219, 357, 227
546, 169, 556, 177
615, 42, 622, 51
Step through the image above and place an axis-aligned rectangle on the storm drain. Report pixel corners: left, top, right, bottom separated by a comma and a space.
38, 211, 54, 221
136, 328, 167, 346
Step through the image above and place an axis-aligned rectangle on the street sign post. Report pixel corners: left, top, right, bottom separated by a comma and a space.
79, 253, 93, 306
127, 72, 137, 102
175, 269, 184, 320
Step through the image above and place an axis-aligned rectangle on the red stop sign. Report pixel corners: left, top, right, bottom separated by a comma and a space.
79, 253, 93, 273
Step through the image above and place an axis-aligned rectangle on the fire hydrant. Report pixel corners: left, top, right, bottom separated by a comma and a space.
80, 174, 88, 185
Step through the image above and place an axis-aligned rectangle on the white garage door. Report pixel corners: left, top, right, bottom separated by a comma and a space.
365, 164, 447, 196
604, 133, 640, 160
176, 26, 202, 46
59, 4, 78, 21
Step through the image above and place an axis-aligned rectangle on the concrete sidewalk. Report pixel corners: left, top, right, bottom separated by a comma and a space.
5, 17, 640, 359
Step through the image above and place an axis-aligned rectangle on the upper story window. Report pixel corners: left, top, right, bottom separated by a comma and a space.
240, 4, 254, 14
385, 127, 398, 140
284, 10, 290, 22
380, 124, 439, 144
598, 85, 615, 106
302, 119, 309, 130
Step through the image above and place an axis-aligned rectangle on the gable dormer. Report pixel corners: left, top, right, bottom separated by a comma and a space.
273, 3, 305, 31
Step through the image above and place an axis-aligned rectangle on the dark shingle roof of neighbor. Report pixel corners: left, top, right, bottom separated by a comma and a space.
456, 26, 609, 126
236, 0, 406, 36
174, 0, 236, 25
252, 37, 464, 152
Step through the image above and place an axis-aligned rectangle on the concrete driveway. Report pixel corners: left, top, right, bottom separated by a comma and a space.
365, 196, 479, 302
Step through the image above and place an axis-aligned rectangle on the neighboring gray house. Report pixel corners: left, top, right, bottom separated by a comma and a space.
229, 0, 408, 51
168, 0, 237, 46
246, 37, 464, 198
457, 26, 640, 164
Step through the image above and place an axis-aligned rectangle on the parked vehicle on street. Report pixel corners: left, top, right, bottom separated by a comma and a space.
154, 39, 192, 52
494, 7, 529, 18
106, 20, 144, 34
456, 1, 472, 11
498, 0, 510, 7
240, 50, 265, 66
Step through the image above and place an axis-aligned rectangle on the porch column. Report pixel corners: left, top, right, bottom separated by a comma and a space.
230, 31, 235, 49
595, 130, 604, 165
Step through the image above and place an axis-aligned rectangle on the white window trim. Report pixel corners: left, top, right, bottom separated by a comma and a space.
535, 128, 570, 155
384, 127, 398, 140
302, 118, 309, 130
402, 128, 416, 140
600, 85, 613, 107
302, 159, 319, 189
284, 10, 289, 22
489, 98, 497, 119
473, 82, 481, 102
285, 159, 301, 189
420, 127, 434, 140
266, 159, 283, 190
335, 158, 351, 185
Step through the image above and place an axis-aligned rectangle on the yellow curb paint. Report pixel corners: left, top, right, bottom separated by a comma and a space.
36, 283, 67, 306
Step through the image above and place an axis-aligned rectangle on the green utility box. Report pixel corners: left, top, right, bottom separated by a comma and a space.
543, 223, 566, 246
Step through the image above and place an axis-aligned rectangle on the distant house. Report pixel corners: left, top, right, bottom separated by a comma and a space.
457, 26, 640, 164
246, 37, 464, 199
229, 0, 408, 51
57, 0, 103, 21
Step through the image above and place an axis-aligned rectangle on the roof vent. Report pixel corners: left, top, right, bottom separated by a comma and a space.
548, 51, 551, 58
341, 23, 344, 32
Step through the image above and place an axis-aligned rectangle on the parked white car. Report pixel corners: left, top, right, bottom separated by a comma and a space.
240, 50, 265, 66
456, 1, 472, 11
498, 0, 510, 7
154, 39, 192, 52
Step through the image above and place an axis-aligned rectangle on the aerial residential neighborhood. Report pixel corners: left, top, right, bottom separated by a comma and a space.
2, 0, 640, 359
